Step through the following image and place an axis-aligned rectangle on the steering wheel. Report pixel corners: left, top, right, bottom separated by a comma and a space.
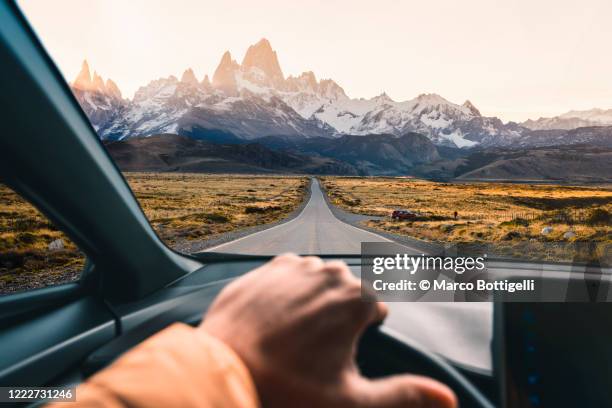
84, 284, 495, 408
357, 326, 495, 408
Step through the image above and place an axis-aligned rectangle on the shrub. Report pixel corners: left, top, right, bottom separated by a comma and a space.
16, 232, 37, 244
244, 206, 282, 214
204, 213, 230, 223
503, 231, 522, 240
499, 218, 530, 228
13, 218, 39, 232
342, 198, 361, 207
585, 208, 610, 226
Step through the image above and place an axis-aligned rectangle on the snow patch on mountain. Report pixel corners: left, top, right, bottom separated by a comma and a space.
71, 41, 527, 147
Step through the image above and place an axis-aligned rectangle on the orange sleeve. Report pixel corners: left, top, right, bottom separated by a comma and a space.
49, 323, 259, 408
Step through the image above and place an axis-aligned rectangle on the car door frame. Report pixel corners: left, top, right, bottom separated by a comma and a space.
0, 0, 202, 386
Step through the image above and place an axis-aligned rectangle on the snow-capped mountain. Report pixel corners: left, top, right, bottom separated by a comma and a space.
71, 60, 128, 138
522, 108, 612, 130
71, 39, 524, 147
303, 93, 522, 147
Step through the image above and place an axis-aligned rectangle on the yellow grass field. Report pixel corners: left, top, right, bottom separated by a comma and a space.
125, 173, 308, 246
321, 177, 611, 264
0, 185, 85, 294
0, 174, 308, 294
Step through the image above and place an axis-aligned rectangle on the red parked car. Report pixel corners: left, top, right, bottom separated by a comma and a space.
391, 210, 417, 220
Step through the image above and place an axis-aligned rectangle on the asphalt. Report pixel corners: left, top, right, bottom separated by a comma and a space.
206, 179, 397, 255
207, 178, 493, 371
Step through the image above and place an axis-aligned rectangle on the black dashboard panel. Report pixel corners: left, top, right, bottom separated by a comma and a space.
496, 302, 612, 408
0, 297, 115, 386
83, 258, 496, 406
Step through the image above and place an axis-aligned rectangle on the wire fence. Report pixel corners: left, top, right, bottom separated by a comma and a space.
388, 208, 608, 225
464, 209, 603, 224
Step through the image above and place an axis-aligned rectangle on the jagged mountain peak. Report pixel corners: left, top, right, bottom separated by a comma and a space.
462, 100, 481, 116
105, 78, 122, 99
300, 70, 317, 82
72, 60, 123, 101
285, 71, 318, 93
372, 92, 394, 103
212, 51, 240, 94
92, 71, 105, 92
201, 74, 211, 87
241, 38, 284, 85
180, 68, 198, 85
254, 38, 273, 49
216, 51, 239, 72
70, 43, 529, 148
318, 79, 347, 100
415, 93, 448, 104
220, 50, 232, 61
522, 107, 612, 130
73, 59, 92, 90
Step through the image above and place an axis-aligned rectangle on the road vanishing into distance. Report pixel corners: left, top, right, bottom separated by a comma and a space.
207, 179, 493, 371
207, 179, 394, 254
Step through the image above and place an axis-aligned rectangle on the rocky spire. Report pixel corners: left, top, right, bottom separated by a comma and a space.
286, 71, 318, 92
105, 79, 122, 99
212, 51, 239, 94
318, 79, 348, 100
181, 68, 198, 85
72, 60, 123, 99
92, 71, 106, 93
201, 74, 213, 91
241, 38, 284, 87
73, 59, 92, 90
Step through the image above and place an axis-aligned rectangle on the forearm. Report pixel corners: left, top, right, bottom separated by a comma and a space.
48, 323, 259, 408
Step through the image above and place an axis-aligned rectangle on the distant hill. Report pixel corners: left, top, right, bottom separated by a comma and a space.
515, 126, 612, 148
104, 134, 359, 175
454, 145, 612, 183
257, 132, 440, 175
103, 133, 612, 182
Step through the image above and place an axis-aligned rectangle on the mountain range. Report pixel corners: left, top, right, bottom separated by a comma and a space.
104, 134, 359, 175
70, 39, 611, 181
70, 38, 610, 150
522, 108, 612, 131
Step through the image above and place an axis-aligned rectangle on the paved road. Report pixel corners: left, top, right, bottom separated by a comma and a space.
207, 179, 397, 254
207, 178, 492, 371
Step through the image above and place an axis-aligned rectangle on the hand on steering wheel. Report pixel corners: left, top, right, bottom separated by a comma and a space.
201, 253, 457, 408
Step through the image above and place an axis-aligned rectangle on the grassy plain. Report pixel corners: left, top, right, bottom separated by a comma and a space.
0, 185, 85, 294
0, 174, 308, 294
124, 173, 308, 247
321, 177, 611, 264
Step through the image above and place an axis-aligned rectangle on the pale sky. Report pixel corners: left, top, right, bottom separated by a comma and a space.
18, 0, 612, 122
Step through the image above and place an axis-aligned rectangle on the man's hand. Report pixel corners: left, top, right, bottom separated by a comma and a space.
200, 254, 456, 408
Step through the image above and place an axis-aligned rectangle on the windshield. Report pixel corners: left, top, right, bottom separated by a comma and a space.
17, 0, 610, 264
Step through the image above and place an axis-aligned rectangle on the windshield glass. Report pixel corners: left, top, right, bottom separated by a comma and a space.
18, 0, 610, 263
